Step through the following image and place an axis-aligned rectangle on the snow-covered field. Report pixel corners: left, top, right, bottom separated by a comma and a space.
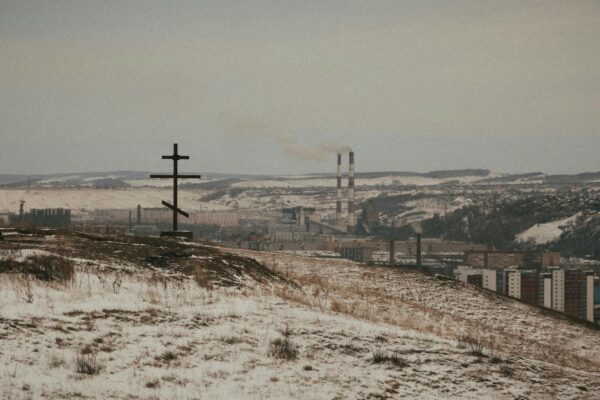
126, 179, 205, 187
0, 189, 230, 214
1, 233, 599, 399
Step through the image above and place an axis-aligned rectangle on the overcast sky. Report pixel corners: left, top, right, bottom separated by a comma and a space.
1, 1, 599, 175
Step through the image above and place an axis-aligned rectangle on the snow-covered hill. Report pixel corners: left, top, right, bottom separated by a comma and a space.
0, 232, 598, 399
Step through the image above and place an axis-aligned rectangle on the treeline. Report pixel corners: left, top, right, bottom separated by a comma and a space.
422, 190, 600, 256
551, 215, 600, 258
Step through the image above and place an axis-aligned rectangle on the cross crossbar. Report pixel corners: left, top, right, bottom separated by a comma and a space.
150, 174, 201, 179
162, 155, 189, 160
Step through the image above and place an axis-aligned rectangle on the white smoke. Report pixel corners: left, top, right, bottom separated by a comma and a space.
220, 113, 351, 161
412, 221, 423, 234
278, 135, 352, 161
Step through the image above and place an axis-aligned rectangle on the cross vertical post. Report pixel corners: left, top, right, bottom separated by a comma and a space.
173, 143, 178, 231
150, 143, 201, 238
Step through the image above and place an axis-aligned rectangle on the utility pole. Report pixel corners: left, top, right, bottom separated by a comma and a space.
150, 143, 201, 238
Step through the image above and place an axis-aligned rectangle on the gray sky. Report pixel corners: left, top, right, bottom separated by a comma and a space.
1, 0, 599, 175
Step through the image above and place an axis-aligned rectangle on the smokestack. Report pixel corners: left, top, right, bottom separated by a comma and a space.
136, 205, 141, 225
413, 221, 422, 267
347, 151, 355, 231
389, 218, 396, 265
336, 153, 343, 225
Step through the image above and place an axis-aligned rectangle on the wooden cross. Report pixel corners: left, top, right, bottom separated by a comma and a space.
150, 143, 201, 233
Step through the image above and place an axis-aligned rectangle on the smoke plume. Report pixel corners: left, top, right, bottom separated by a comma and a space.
278, 135, 352, 161
220, 113, 351, 161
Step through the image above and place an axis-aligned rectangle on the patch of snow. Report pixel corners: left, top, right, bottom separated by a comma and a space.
515, 214, 580, 245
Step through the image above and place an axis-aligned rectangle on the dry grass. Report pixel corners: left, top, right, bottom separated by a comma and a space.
268, 337, 298, 360
75, 351, 100, 375
371, 349, 408, 368
268, 325, 298, 360
457, 334, 488, 356
1, 254, 75, 284
264, 261, 600, 374
156, 350, 178, 363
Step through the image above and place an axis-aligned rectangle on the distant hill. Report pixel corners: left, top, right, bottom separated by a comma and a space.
421, 189, 600, 258
2, 169, 600, 188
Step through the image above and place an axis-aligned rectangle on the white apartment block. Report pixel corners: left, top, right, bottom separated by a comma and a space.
482, 269, 497, 291
543, 276, 552, 309
587, 274, 594, 322
552, 269, 565, 312
507, 271, 521, 299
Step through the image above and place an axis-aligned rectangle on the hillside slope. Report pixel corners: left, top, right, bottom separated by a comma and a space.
0, 233, 598, 399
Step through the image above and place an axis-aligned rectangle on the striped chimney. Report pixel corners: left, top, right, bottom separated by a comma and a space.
335, 153, 343, 225
347, 151, 355, 230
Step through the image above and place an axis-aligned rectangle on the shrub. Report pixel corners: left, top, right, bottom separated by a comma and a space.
156, 350, 178, 363
145, 379, 160, 389
457, 334, 487, 356
268, 324, 298, 360
75, 352, 100, 375
269, 337, 298, 360
371, 349, 408, 368
220, 336, 242, 345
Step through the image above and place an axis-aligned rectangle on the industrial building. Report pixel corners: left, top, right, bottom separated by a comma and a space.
9, 208, 71, 229
463, 250, 526, 269
262, 152, 358, 247
541, 252, 561, 268
93, 206, 239, 228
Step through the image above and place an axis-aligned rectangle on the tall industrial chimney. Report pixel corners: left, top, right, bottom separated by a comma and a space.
335, 153, 343, 225
389, 216, 396, 264
347, 151, 355, 231
136, 205, 141, 225
413, 221, 423, 267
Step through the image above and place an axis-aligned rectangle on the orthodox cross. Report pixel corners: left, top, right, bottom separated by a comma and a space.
150, 143, 201, 233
